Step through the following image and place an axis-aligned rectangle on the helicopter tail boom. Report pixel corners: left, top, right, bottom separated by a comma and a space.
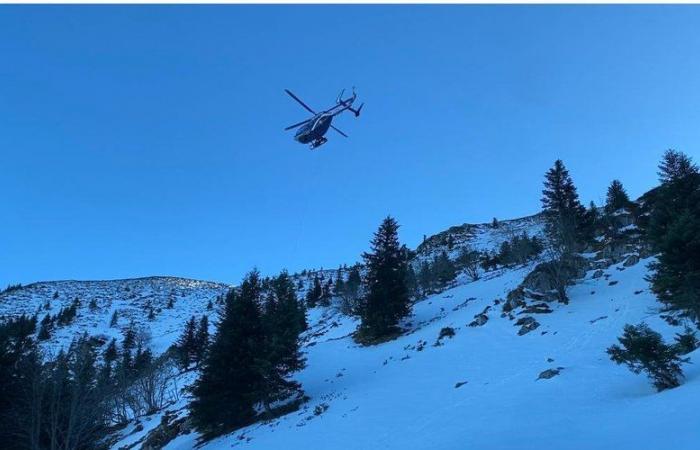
349, 102, 364, 117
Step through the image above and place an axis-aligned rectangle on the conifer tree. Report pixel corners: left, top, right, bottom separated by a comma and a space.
604, 179, 631, 214
259, 271, 307, 410
541, 159, 591, 253
110, 310, 119, 327
333, 268, 345, 297
190, 272, 267, 434
305, 276, 323, 308
176, 316, 197, 369
358, 216, 410, 340
433, 251, 457, 286
194, 315, 210, 366
648, 150, 700, 321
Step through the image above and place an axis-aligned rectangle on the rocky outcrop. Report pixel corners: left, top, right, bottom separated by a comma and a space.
141, 411, 192, 450
520, 256, 587, 301
536, 367, 564, 380
623, 254, 640, 267
515, 316, 540, 336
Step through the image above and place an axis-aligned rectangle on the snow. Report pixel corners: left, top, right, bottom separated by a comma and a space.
165, 257, 700, 450
3, 217, 699, 450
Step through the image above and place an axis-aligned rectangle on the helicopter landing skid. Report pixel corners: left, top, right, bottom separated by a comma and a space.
310, 137, 327, 150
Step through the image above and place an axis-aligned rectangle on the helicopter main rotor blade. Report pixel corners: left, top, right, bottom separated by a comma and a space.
285, 89, 316, 114
284, 118, 312, 131
331, 125, 348, 138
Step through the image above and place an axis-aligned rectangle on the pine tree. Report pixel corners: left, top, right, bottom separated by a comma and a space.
432, 251, 457, 286
418, 260, 433, 294
259, 271, 307, 410
305, 276, 323, 308
176, 316, 197, 369
320, 279, 333, 307
333, 268, 345, 297
190, 272, 267, 434
541, 159, 591, 253
605, 179, 631, 214
405, 264, 418, 299
38, 321, 51, 341
607, 323, 688, 392
648, 150, 700, 321
358, 216, 411, 340
110, 310, 119, 327
194, 315, 210, 366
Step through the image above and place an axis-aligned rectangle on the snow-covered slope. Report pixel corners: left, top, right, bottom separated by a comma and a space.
2, 213, 698, 450
165, 257, 699, 450
0, 277, 230, 355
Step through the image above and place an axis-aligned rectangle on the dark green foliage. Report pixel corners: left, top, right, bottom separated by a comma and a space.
260, 272, 307, 409
541, 159, 592, 253
607, 323, 688, 392
305, 276, 323, 308
674, 327, 699, 355
456, 247, 481, 281
647, 150, 700, 322
38, 321, 51, 341
191, 269, 306, 436
495, 233, 543, 266
333, 268, 345, 297
194, 315, 210, 365
0, 320, 116, 450
1, 283, 23, 294
176, 316, 198, 369
405, 264, 418, 299
605, 179, 631, 214
358, 216, 411, 341
433, 251, 457, 286
110, 310, 119, 327
191, 274, 267, 433
438, 327, 455, 340
338, 264, 363, 314
417, 252, 459, 294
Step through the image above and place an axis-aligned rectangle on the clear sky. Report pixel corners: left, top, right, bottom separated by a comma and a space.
3, 5, 700, 287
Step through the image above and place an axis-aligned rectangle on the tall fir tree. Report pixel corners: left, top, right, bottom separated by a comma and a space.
260, 271, 307, 410
648, 150, 700, 322
305, 276, 323, 308
176, 316, 197, 368
194, 315, 209, 366
541, 159, 591, 253
358, 216, 411, 340
604, 179, 631, 214
190, 271, 267, 434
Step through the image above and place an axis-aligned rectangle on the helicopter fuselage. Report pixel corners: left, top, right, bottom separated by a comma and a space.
294, 114, 333, 144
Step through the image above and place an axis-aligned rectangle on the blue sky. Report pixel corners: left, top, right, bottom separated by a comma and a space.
2, 5, 700, 287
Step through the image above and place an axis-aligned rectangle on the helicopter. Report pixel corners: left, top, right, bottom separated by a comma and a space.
284, 88, 363, 149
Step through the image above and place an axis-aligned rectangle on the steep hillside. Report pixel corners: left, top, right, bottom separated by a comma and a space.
0, 277, 230, 355
2, 212, 697, 450
161, 254, 699, 450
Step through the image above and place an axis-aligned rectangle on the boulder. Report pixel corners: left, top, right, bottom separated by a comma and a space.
623, 254, 640, 267
521, 256, 588, 301
515, 316, 540, 336
536, 367, 564, 380
521, 302, 553, 314
469, 313, 488, 327
592, 269, 604, 279
503, 287, 526, 313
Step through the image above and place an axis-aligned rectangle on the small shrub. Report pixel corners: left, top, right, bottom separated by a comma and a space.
674, 327, 699, 355
607, 323, 689, 392
438, 327, 456, 340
